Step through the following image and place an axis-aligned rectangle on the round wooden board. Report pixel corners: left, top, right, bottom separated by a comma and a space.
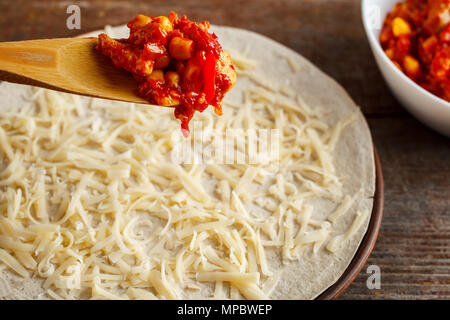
316, 147, 384, 299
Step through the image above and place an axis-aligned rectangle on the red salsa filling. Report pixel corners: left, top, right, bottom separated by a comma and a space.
380, 0, 450, 102
97, 12, 237, 136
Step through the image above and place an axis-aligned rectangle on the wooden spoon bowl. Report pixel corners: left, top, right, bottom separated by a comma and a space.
0, 38, 149, 104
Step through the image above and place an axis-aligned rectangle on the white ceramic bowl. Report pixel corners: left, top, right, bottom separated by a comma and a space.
362, 0, 450, 137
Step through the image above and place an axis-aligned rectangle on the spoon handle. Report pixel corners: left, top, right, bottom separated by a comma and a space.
0, 39, 68, 87
0, 38, 150, 104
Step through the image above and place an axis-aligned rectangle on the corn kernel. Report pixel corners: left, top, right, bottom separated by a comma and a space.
403, 55, 420, 76
155, 94, 180, 106
155, 55, 170, 69
422, 35, 438, 50
392, 17, 411, 37
169, 37, 194, 60
385, 48, 395, 59
131, 14, 152, 28
147, 70, 165, 82
153, 16, 173, 34
165, 71, 180, 87
183, 61, 201, 82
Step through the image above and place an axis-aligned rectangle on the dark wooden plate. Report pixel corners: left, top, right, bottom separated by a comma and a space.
316, 148, 384, 300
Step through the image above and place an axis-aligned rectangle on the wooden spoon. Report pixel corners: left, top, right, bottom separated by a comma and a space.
0, 37, 151, 105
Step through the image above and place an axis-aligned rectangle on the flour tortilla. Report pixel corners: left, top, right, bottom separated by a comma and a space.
0, 25, 375, 300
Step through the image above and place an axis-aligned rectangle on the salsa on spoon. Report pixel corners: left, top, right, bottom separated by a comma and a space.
97, 12, 237, 136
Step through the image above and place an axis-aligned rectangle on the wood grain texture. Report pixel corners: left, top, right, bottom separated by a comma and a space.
0, 38, 150, 104
0, 0, 448, 300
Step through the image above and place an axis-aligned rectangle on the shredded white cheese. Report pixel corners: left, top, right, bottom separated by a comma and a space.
0, 49, 367, 300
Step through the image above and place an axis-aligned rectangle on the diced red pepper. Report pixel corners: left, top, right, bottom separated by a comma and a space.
202, 52, 216, 103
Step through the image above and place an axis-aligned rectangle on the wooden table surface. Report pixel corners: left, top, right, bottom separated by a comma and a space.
0, 0, 448, 299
